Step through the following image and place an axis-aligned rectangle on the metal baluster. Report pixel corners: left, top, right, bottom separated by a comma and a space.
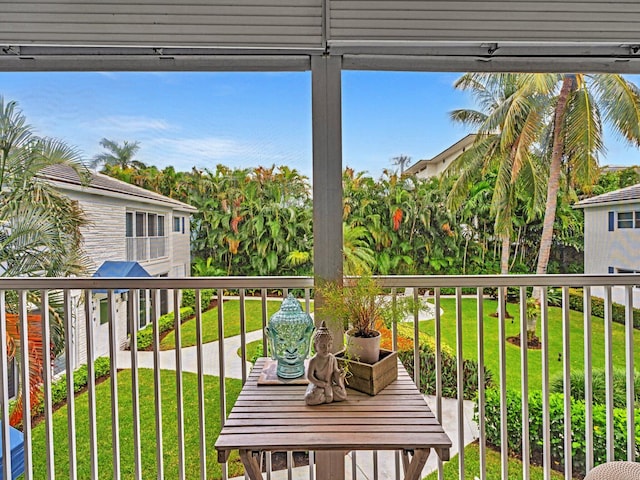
625, 285, 635, 461
0, 291, 12, 480
562, 287, 572, 478
583, 287, 594, 474
391, 288, 398, 352
519, 287, 529, 480
498, 286, 508, 480
150, 289, 164, 478
434, 288, 444, 480
266, 451, 272, 480
107, 291, 120, 480
174, 290, 186, 480
40, 290, 55, 479
308, 450, 315, 480
604, 286, 614, 462
128, 290, 142, 480
218, 288, 228, 480
195, 290, 207, 480
413, 288, 420, 389
478, 287, 486, 480
455, 287, 465, 479
240, 289, 247, 383
262, 288, 268, 357
373, 450, 379, 480
83, 289, 97, 479
287, 451, 293, 480
351, 451, 357, 480
541, 288, 551, 480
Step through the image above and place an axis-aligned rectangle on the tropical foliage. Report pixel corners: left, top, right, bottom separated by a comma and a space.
0, 96, 89, 424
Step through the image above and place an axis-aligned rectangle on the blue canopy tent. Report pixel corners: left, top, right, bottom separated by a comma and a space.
92, 261, 151, 293
0, 425, 24, 479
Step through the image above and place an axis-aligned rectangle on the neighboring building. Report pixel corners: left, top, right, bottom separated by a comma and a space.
575, 183, 640, 305
41, 165, 197, 368
405, 134, 477, 179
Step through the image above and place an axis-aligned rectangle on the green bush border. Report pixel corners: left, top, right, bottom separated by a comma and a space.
396, 324, 493, 400
135, 306, 195, 350
482, 388, 640, 477
567, 288, 640, 329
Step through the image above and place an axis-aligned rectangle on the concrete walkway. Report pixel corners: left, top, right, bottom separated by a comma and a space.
116, 334, 478, 480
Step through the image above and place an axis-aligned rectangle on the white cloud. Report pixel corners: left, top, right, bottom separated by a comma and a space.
86, 115, 173, 133
139, 135, 311, 174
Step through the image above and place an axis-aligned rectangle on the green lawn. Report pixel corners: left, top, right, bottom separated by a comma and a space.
160, 299, 284, 349
418, 298, 640, 391
423, 442, 563, 480
30, 369, 244, 479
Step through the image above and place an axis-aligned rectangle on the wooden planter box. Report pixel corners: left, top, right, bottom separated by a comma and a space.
336, 349, 398, 396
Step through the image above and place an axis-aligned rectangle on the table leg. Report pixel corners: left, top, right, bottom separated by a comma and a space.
401, 448, 431, 480
315, 451, 346, 480
239, 449, 264, 480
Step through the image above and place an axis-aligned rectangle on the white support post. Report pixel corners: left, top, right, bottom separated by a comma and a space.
311, 54, 344, 349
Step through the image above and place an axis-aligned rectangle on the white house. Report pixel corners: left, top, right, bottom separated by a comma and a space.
405, 134, 477, 179
575, 183, 640, 306
41, 164, 197, 368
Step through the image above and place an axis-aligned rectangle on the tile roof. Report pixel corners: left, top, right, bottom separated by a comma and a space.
575, 183, 640, 208
40, 164, 197, 212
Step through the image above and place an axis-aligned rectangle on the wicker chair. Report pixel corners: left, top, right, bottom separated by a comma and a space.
584, 462, 640, 479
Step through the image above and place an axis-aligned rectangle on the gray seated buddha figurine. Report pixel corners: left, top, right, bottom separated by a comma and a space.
304, 321, 347, 405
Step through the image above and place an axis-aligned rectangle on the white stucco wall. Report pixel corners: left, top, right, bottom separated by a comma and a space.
583, 204, 640, 274
583, 203, 640, 308
56, 189, 193, 366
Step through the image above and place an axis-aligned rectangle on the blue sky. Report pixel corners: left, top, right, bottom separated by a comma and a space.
2, 71, 640, 180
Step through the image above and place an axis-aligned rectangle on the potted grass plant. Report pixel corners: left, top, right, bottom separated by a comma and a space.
317, 275, 399, 395
317, 274, 386, 363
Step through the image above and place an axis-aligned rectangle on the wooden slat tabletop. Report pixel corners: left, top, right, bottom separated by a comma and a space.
215, 358, 452, 457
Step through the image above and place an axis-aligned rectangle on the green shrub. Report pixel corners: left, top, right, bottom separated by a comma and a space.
31, 357, 111, 419
568, 288, 640, 329
181, 289, 215, 311
133, 306, 194, 350
482, 388, 640, 477
550, 369, 640, 408
397, 328, 493, 400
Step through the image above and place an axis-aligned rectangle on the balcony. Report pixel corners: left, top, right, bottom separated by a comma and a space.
0, 274, 638, 479
126, 237, 168, 262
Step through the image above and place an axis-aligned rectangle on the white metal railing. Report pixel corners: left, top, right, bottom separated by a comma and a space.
126, 236, 168, 262
0, 274, 638, 480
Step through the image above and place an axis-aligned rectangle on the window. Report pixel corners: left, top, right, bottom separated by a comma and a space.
126, 212, 133, 237
173, 216, 181, 232
635, 211, 640, 229
618, 211, 633, 229
99, 298, 109, 325
128, 211, 167, 237
136, 212, 146, 237
157, 215, 165, 236
148, 213, 157, 237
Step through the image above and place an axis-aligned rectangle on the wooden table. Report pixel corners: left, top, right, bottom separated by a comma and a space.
215, 358, 452, 480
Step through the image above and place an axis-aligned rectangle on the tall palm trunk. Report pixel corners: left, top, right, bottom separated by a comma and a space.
530, 75, 577, 331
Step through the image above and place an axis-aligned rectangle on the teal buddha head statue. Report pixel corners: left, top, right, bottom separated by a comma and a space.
265, 294, 315, 378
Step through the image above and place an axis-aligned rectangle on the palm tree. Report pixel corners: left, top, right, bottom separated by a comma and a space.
90, 137, 145, 170
446, 73, 546, 281
391, 154, 411, 176
0, 96, 89, 424
533, 74, 640, 285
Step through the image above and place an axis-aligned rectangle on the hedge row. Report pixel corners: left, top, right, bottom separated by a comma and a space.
483, 388, 640, 477
135, 306, 194, 350
565, 288, 640, 329
21, 357, 112, 422
181, 289, 215, 311
396, 325, 493, 400
550, 368, 640, 409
